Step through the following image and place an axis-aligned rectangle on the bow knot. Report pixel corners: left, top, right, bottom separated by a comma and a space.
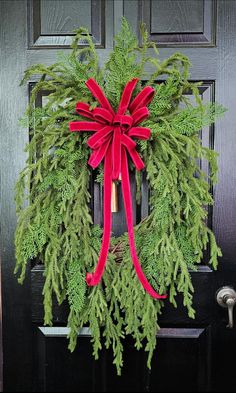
113, 114, 133, 129
69, 78, 167, 300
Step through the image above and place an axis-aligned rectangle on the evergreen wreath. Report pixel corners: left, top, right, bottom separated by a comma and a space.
15, 19, 225, 374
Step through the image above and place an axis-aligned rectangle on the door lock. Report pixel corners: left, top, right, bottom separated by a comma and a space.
216, 286, 236, 328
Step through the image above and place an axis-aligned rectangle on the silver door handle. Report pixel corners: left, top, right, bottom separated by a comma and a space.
216, 286, 236, 328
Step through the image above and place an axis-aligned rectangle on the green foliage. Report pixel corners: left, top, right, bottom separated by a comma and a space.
67, 260, 86, 315
104, 18, 141, 107
15, 19, 225, 374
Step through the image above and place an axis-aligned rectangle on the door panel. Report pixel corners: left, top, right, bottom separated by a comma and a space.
28, 0, 105, 47
35, 327, 210, 392
120, 0, 216, 46
1, 0, 236, 392
31, 265, 214, 326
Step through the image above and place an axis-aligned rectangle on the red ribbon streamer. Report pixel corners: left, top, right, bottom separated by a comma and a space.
69, 78, 167, 300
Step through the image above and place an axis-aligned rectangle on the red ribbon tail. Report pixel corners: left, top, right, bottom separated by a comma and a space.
86, 145, 113, 286
121, 147, 167, 300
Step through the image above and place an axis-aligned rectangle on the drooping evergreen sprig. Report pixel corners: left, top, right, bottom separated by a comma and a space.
15, 19, 225, 375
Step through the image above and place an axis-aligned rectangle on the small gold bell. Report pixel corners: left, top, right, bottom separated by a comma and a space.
111, 181, 119, 213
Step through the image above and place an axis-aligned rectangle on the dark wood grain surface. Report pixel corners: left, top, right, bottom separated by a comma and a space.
0, 262, 3, 392
211, 1, 236, 390
0, 1, 33, 391
150, 0, 204, 33
40, 0, 92, 35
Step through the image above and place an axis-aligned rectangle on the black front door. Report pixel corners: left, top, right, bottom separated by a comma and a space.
1, 1, 236, 391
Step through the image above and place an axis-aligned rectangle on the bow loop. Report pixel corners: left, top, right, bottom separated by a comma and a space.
129, 86, 155, 114
76, 102, 94, 119
121, 134, 136, 150
87, 126, 113, 149
117, 78, 139, 115
69, 121, 102, 132
93, 108, 114, 124
132, 107, 150, 125
128, 127, 151, 140
86, 79, 115, 115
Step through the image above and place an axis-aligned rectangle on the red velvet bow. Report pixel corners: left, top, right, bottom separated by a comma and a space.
69, 78, 167, 300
